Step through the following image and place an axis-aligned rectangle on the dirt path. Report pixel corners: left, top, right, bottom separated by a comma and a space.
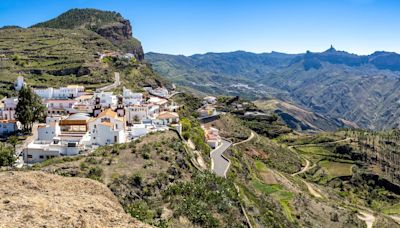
233, 131, 255, 146
292, 158, 311, 176
357, 211, 375, 228
301, 180, 323, 198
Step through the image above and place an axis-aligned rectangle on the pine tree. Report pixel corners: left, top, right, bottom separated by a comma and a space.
15, 86, 45, 133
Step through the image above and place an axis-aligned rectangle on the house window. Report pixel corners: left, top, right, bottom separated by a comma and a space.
27, 155, 32, 158
39, 155, 44, 159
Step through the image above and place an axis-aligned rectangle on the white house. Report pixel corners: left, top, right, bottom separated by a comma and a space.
123, 87, 143, 106
34, 85, 85, 99
94, 91, 118, 108
1, 97, 18, 120
125, 104, 160, 125
14, 76, 25, 91
202, 126, 221, 149
0, 120, 20, 136
198, 105, 218, 118
155, 111, 179, 125
148, 96, 169, 110
23, 113, 92, 163
44, 99, 77, 116
37, 116, 62, 141
203, 96, 217, 104
149, 87, 169, 98
88, 109, 126, 146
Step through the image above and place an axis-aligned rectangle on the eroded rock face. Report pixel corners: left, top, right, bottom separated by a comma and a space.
96, 19, 144, 61
0, 171, 150, 228
96, 19, 132, 42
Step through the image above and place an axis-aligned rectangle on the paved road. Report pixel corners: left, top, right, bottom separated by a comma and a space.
96, 72, 120, 92
210, 140, 232, 177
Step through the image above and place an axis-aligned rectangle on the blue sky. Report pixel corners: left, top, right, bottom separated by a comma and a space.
0, 0, 399, 55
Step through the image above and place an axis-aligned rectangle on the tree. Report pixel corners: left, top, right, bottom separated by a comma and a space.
15, 86, 46, 133
0, 142, 15, 167
7, 135, 19, 155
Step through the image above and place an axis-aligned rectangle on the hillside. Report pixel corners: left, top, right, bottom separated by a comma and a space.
0, 9, 163, 98
254, 99, 358, 132
146, 49, 400, 130
0, 171, 149, 227
32, 8, 144, 60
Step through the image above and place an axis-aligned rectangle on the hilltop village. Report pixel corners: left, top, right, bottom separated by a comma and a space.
0, 76, 222, 166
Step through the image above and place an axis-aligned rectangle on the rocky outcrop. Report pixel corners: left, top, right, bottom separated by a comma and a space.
96, 20, 145, 61
0, 171, 150, 227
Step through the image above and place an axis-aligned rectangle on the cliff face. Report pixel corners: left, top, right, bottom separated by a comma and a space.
32, 8, 145, 61
96, 19, 145, 61
0, 171, 150, 227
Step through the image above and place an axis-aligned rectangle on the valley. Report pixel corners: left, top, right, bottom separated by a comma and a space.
1, 6, 400, 228
147, 49, 400, 130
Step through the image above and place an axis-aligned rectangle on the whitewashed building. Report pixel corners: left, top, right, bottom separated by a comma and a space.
94, 91, 118, 108
125, 104, 159, 125
44, 99, 77, 116
1, 97, 18, 120
88, 109, 126, 146
23, 113, 91, 163
14, 76, 25, 91
123, 87, 143, 106
34, 85, 85, 99
202, 126, 221, 149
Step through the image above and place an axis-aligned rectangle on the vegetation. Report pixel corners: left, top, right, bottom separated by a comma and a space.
0, 142, 15, 167
163, 172, 246, 227
180, 117, 210, 155
15, 86, 46, 133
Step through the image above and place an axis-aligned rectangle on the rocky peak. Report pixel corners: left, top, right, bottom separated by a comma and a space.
31, 8, 144, 60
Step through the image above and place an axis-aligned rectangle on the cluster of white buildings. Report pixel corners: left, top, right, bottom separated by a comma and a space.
2, 77, 181, 164
0, 97, 20, 136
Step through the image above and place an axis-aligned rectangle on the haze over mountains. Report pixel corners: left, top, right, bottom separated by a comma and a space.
147, 48, 400, 130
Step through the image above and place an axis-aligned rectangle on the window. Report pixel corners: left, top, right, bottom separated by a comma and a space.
27, 155, 32, 159
39, 155, 44, 159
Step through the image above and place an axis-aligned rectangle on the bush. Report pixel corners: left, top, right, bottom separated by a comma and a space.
80, 162, 89, 170
142, 151, 150, 159
87, 166, 103, 181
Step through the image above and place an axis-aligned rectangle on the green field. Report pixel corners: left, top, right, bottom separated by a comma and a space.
318, 160, 353, 178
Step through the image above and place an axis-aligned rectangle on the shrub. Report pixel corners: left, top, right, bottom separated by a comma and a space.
87, 166, 103, 181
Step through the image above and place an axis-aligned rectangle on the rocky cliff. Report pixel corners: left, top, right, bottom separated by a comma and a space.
0, 171, 150, 227
32, 8, 144, 61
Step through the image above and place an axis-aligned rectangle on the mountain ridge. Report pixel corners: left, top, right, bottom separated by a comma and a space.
146, 48, 400, 130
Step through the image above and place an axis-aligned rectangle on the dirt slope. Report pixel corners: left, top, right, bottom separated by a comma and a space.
0, 171, 150, 228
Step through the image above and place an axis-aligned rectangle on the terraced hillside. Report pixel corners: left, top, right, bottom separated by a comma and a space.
0, 9, 164, 98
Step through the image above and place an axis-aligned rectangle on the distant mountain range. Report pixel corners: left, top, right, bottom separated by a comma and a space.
146, 48, 400, 130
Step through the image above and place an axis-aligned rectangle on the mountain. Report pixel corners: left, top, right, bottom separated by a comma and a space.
147, 49, 400, 130
32, 8, 144, 60
0, 9, 164, 98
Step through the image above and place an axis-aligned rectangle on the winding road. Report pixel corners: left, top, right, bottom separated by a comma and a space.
210, 140, 232, 177
96, 72, 120, 92
211, 131, 255, 178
